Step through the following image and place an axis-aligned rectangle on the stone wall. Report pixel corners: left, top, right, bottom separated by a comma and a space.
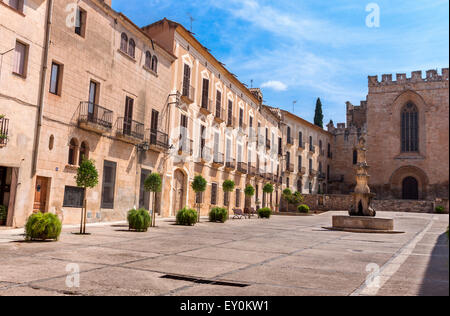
372, 200, 436, 214
280, 194, 353, 212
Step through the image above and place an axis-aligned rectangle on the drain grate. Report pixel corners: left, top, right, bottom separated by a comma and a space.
161, 274, 249, 288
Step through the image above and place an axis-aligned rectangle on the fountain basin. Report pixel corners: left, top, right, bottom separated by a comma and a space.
324, 216, 404, 234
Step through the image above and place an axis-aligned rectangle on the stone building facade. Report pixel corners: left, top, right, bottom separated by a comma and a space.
330, 68, 449, 202
0, 0, 50, 227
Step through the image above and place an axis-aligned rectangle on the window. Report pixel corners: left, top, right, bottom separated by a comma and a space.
286, 151, 290, 167
13, 41, 28, 77
201, 78, 209, 109
286, 177, 290, 189
75, 7, 87, 37
182, 64, 191, 97
211, 183, 218, 205
7, 0, 23, 12
401, 103, 419, 152
297, 180, 302, 192
319, 162, 323, 173
145, 51, 152, 68
120, 33, 128, 52
49, 62, 63, 95
151, 55, 158, 73
309, 182, 312, 194
68, 138, 78, 165
63, 186, 85, 208
299, 132, 303, 147
327, 165, 330, 180
353, 150, 358, 165
101, 160, 117, 209
309, 136, 313, 151
128, 39, 135, 58
298, 156, 302, 169
236, 189, 241, 207
309, 159, 313, 173
328, 143, 331, 158
227, 100, 233, 126
79, 142, 89, 165
287, 126, 291, 142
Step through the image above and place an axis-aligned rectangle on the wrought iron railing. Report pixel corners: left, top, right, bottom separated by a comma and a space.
215, 104, 226, 122
0, 117, 9, 147
201, 98, 213, 113
79, 102, 113, 130
237, 162, 248, 174
147, 129, 170, 149
179, 138, 194, 155
225, 158, 236, 170
213, 152, 224, 165
116, 117, 144, 140
181, 83, 195, 102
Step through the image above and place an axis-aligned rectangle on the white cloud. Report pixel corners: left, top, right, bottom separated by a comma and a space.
261, 80, 288, 91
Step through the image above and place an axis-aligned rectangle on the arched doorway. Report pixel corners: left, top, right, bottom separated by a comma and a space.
402, 177, 419, 200
173, 170, 186, 215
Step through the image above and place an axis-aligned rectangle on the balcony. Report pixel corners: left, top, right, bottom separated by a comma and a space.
199, 146, 212, 163
287, 137, 294, 146
266, 138, 271, 151
0, 116, 9, 148
248, 164, 257, 177
286, 163, 295, 173
318, 172, 326, 180
225, 158, 236, 171
181, 83, 195, 104
309, 169, 318, 178
237, 162, 248, 174
178, 138, 194, 156
298, 143, 305, 151
309, 146, 315, 154
328, 152, 333, 159
200, 98, 213, 115
248, 128, 257, 143
214, 105, 226, 123
116, 118, 144, 144
145, 129, 170, 152
238, 122, 247, 135
212, 152, 225, 167
226, 116, 236, 128
298, 167, 306, 175
78, 102, 113, 134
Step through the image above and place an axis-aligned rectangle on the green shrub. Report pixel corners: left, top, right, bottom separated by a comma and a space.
176, 208, 198, 226
258, 207, 272, 219
127, 208, 151, 232
435, 206, 446, 214
25, 212, 62, 241
298, 204, 310, 213
0, 205, 7, 223
209, 207, 228, 223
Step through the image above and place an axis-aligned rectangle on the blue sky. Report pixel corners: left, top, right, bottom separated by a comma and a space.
113, 0, 449, 126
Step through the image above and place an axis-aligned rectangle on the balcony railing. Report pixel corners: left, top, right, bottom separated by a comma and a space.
309, 146, 315, 153
248, 164, 257, 176
178, 138, 194, 156
147, 129, 170, 151
298, 142, 304, 150
298, 167, 306, 175
238, 122, 247, 135
286, 163, 295, 173
318, 172, 326, 180
181, 83, 195, 103
214, 104, 226, 123
287, 137, 294, 146
0, 117, 9, 147
116, 117, 144, 143
225, 158, 236, 170
200, 98, 213, 115
212, 152, 225, 166
248, 128, 257, 143
79, 102, 113, 132
237, 162, 248, 174
227, 116, 236, 128
199, 146, 212, 162
309, 169, 318, 178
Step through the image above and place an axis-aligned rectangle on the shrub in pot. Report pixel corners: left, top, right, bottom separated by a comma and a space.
435, 206, 445, 214
258, 207, 272, 219
298, 204, 310, 214
176, 207, 198, 226
127, 208, 151, 232
209, 207, 228, 223
25, 212, 62, 241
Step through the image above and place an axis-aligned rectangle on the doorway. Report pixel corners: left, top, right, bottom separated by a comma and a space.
34, 176, 49, 213
173, 170, 186, 215
139, 169, 151, 210
402, 176, 419, 200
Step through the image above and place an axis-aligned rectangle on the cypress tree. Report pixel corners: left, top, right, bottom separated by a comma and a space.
314, 98, 324, 128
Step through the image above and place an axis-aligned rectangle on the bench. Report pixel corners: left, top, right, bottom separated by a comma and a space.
244, 207, 257, 218
232, 208, 245, 219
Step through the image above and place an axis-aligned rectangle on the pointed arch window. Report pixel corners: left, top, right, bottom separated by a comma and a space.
145, 51, 152, 68
128, 39, 136, 58
151, 55, 158, 73
120, 33, 128, 53
401, 103, 419, 152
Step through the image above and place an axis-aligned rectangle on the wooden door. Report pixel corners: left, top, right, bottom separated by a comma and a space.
173, 170, 185, 214
33, 177, 48, 213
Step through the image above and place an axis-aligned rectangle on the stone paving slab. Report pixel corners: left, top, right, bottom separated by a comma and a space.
0, 212, 448, 296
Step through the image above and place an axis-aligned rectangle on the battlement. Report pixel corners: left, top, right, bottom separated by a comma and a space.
368, 68, 449, 86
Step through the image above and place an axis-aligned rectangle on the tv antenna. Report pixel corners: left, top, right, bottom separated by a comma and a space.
188, 14, 195, 33
292, 100, 297, 113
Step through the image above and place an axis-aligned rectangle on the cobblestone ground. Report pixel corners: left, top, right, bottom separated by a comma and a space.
0, 211, 448, 296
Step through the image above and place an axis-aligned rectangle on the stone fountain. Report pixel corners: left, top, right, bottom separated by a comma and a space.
325, 135, 403, 234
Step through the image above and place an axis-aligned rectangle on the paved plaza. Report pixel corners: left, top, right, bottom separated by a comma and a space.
0, 211, 448, 296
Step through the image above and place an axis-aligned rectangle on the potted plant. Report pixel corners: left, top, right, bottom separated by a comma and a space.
75, 159, 99, 235
127, 208, 151, 232
191, 175, 207, 222
144, 173, 163, 227
25, 212, 62, 241
263, 183, 274, 208
222, 179, 235, 216
0, 205, 7, 226
176, 207, 198, 226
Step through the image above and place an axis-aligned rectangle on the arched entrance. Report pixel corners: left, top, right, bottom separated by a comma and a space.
173, 169, 186, 215
402, 177, 419, 200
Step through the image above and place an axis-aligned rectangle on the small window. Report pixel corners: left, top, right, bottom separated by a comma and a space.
49, 135, 54, 151
151, 55, 158, 73
13, 41, 28, 77
145, 51, 152, 68
79, 141, 89, 165
353, 150, 358, 165
7, 0, 24, 13
68, 138, 78, 165
101, 160, 117, 209
49, 62, 63, 95
120, 33, 128, 52
63, 186, 85, 208
75, 7, 87, 37
128, 39, 135, 58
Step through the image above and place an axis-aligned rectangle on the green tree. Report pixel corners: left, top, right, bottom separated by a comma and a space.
75, 159, 99, 235
144, 173, 162, 227
191, 175, 207, 222
263, 183, 274, 208
244, 185, 255, 212
282, 188, 293, 212
314, 98, 324, 128
223, 180, 236, 214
